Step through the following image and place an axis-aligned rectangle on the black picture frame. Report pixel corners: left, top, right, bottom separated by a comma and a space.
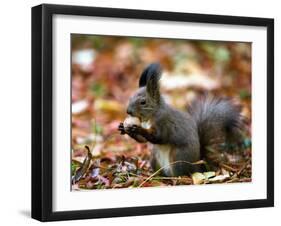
32, 3, 274, 222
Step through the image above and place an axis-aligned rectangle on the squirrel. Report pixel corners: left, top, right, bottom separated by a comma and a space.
118, 63, 245, 177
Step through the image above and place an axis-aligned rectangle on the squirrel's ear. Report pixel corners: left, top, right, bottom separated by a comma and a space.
139, 66, 149, 87
139, 63, 162, 88
145, 63, 162, 101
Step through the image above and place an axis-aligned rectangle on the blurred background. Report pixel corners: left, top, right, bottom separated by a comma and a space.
71, 34, 251, 189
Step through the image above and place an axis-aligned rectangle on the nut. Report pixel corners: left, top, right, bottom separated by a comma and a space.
123, 116, 141, 128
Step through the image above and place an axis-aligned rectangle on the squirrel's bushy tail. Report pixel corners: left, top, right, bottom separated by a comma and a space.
188, 96, 245, 159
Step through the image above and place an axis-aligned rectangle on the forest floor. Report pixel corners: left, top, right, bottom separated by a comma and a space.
71, 36, 252, 190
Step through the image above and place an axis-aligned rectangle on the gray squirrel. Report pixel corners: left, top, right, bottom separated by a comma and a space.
118, 63, 245, 176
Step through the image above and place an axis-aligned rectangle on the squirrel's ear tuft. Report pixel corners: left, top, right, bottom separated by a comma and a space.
145, 63, 162, 102
139, 63, 162, 88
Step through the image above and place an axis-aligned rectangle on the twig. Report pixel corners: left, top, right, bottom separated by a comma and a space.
220, 163, 238, 172
226, 175, 239, 183
138, 160, 205, 188
237, 159, 251, 176
151, 177, 186, 180
90, 118, 98, 154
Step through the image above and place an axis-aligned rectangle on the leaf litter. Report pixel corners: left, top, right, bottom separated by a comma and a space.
71, 36, 252, 190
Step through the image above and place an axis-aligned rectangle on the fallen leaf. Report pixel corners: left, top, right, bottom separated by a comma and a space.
192, 172, 205, 185
203, 171, 216, 179
72, 100, 89, 114
209, 174, 230, 183
72, 146, 92, 184
94, 99, 123, 113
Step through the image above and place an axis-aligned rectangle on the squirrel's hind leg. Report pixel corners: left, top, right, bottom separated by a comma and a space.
171, 147, 202, 176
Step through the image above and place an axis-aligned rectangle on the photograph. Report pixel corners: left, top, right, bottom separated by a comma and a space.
71, 34, 252, 190
31, 3, 274, 221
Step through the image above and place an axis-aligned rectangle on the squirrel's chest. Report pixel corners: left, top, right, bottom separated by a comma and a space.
153, 144, 173, 175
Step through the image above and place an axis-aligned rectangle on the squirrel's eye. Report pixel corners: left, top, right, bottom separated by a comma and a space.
140, 100, 146, 105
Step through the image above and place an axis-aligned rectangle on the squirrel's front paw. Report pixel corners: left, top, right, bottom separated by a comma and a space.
118, 122, 126, 135
126, 125, 142, 134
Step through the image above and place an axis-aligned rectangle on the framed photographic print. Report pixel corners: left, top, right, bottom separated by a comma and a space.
32, 4, 274, 222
